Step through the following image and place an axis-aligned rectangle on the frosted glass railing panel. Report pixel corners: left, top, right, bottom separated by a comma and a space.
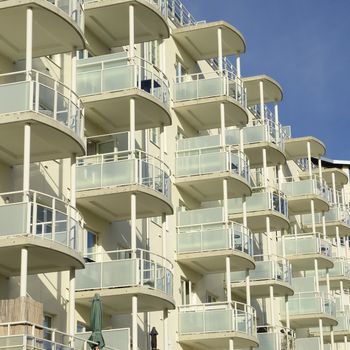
178, 302, 256, 336
296, 338, 322, 350
76, 163, 102, 190
103, 259, 136, 288
225, 128, 240, 145
101, 160, 134, 187
281, 235, 332, 257
282, 179, 314, 196
258, 333, 277, 350
334, 312, 350, 331
0, 82, 30, 114
292, 277, 316, 293
176, 151, 226, 176
102, 66, 134, 92
303, 206, 348, 225
77, 328, 130, 350
178, 207, 224, 226
244, 125, 266, 143
177, 134, 221, 151
228, 192, 269, 213
0, 335, 24, 349
174, 76, 224, 101
0, 203, 28, 235
75, 263, 102, 290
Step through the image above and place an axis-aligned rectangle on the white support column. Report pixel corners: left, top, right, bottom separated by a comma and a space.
322, 212, 326, 238
220, 103, 226, 147
162, 213, 166, 258
345, 335, 348, 350
229, 339, 234, 350
23, 123, 31, 196
318, 158, 323, 181
70, 154, 76, 207
330, 326, 335, 350
217, 27, 223, 73
274, 103, 279, 126
311, 199, 316, 234
131, 193, 137, 254
245, 269, 250, 306
239, 127, 244, 154
160, 124, 165, 162
326, 268, 330, 294
242, 196, 247, 228
307, 141, 312, 178
314, 258, 320, 292
235, 54, 241, 78
130, 98, 135, 152
336, 227, 341, 257
69, 268, 76, 336
269, 285, 275, 325
132, 296, 138, 350
340, 280, 345, 311
225, 256, 231, 303
262, 148, 268, 188
223, 179, 228, 222
278, 164, 283, 191
71, 50, 77, 92
319, 318, 324, 350
129, 5, 135, 58
26, 7, 33, 76
20, 248, 28, 297
285, 296, 290, 329
163, 309, 168, 350
259, 81, 265, 121
332, 172, 337, 205
266, 216, 271, 256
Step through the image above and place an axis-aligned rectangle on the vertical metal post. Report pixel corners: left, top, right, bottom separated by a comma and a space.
311, 199, 316, 234
132, 296, 138, 350
20, 248, 28, 297
130, 98, 135, 152
259, 81, 264, 121
223, 179, 228, 222
220, 103, 226, 147
69, 268, 76, 337
217, 27, 223, 73
129, 5, 135, 58
235, 54, 241, 78
23, 124, 31, 197
226, 256, 231, 303
131, 193, 137, 255
26, 7, 33, 77
262, 148, 268, 188
245, 269, 250, 306
307, 141, 312, 178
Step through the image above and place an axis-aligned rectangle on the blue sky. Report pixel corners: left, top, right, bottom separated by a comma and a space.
181, 0, 350, 160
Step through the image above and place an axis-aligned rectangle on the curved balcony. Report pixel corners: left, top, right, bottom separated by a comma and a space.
178, 302, 258, 349
256, 326, 295, 350
310, 309, 350, 342
0, 70, 85, 164
300, 166, 349, 188
314, 258, 350, 289
228, 188, 289, 232
280, 233, 333, 270
77, 53, 171, 134
296, 337, 332, 350
76, 150, 173, 222
84, 0, 169, 51
173, 71, 248, 130
282, 292, 337, 328
75, 249, 175, 314
226, 118, 286, 167
172, 19, 245, 59
242, 75, 283, 106
0, 0, 85, 60
231, 255, 293, 298
0, 321, 115, 350
175, 144, 251, 201
0, 190, 84, 276
285, 136, 326, 160
177, 207, 254, 273
302, 205, 350, 237
281, 175, 331, 214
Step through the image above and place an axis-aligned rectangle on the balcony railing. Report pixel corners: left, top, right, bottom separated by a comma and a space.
174, 71, 247, 108
281, 175, 331, 202
0, 321, 117, 350
178, 302, 257, 337
47, 0, 84, 29
76, 328, 130, 350
231, 255, 292, 285
280, 233, 332, 258
302, 204, 350, 226
257, 325, 295, 350
283, 292, 336, 318
76, 150, 171, 201
177, 220, 253, 257
228, 188, 288, 217
85, 0, 168, 18
76, 249, 173, 297
314, 258, 350, 280
77, 52, 169, 107
176, 145, 250, 183
0, 70, 84, 141
295, 337, 331, 350
225, 119, 285, 151
0, 190, 83, 252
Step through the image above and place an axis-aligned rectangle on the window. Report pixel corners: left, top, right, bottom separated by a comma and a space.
150, 128, 160, 147
86, 230, 97, 261
151, 216, 162, 227
43, 314, 53, 343
97, 141, 114, 154
77, 322, 87, 333
176, 60, 187, 82
181, 279, 191, 305
206, 293, 218, 303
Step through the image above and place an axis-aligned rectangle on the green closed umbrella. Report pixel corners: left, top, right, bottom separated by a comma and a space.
88, 293, 105, 349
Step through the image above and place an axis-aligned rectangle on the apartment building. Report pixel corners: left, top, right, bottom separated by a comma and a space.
0, 1, 349, 350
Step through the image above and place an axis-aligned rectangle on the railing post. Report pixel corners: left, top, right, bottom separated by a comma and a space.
52, 198, 56, 242
53, 80, 58, 119
34, 71, 39, 112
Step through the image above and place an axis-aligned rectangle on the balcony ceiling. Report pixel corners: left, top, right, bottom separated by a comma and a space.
285, 136, 326, 160
172, 21, 246, 60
